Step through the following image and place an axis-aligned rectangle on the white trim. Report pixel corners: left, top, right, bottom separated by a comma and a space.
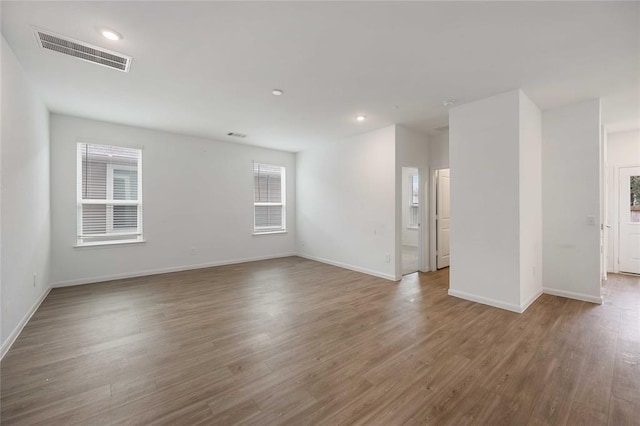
252, 230, 287, 236
74, 239, 146, 248
1, 287, 51, 360
520, 288, 544, 313
448, 289, 522, 313
79, 199, 139, 205
429, 168, 438, 271
50, 253, 297, 288
298, 253, 398, 281
543, 287, 603, 304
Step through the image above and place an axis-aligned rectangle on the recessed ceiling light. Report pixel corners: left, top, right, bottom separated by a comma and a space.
272, 89, 284, 96
391, 105, 399, 110
101, 29, 122, 41
356, 115, 366, 122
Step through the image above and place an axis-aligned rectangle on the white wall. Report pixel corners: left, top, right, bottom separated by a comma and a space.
1, 37, 51, 356
518, 93, 543, 307
429, 131, 449, 169
396, 125, 430, 276
449, 90, 522, 311
605, 130, 640, 272
296, 125, 397, 280
50, 114, 296, 286
542, 99, 602, 303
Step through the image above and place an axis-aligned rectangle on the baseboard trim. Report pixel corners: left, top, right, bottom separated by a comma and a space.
520, 288, 544, 313
447, 289, 522, 313
297, 254, 397, 281
543, 287, 603, 305
1, 287, 51, 360
50, 253, 298, 288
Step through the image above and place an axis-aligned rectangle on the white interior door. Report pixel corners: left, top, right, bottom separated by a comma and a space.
436, 169, 450, 269
619, 166, 640, 274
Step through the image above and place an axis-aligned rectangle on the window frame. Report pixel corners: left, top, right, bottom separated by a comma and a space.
76, 142, 143, 247
253, 162, 286, 235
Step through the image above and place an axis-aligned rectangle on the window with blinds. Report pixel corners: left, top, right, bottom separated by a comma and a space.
253, 162, 285, 233
409, 174, 419, 228
77, 143, 143, 245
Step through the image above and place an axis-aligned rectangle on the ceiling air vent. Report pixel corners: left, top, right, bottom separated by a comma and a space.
33, 28, 131, 72
227, 132, 247, 138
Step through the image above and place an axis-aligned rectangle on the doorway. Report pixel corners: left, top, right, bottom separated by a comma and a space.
619, 166, 640, 274
401, 167, 420, 275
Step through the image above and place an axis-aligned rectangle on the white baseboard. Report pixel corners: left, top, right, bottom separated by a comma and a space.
1, 287, 51, 360
520, 288, 544, 313
297, 253, 397, 281
447, 288, 522, 313
543, 287, 603, 304
50, 253, 298, 288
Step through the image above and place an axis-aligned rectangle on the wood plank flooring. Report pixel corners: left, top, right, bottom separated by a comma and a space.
1, 257, 639, 425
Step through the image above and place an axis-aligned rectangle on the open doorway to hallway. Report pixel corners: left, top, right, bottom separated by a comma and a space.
401, 167, 421, 275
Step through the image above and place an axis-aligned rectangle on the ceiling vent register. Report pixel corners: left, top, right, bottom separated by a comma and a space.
227, 132, 247, 138
34, 28, 131, 72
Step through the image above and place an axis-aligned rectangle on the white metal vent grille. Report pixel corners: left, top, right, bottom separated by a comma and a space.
34, 28, 131, 72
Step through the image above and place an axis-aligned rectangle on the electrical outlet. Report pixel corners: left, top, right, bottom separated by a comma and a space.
189, 247, 198, 255
586, 216, 596, 226
33, 273, 37, 287
385, 254, 391, 263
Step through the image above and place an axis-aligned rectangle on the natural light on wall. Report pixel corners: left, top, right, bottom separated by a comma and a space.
253, 162, 286, 234
76, 142, 143, 246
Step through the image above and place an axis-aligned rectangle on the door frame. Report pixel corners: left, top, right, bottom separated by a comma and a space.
399, 166, 424, 276
429, 166, 449, 272
615, 164, 640, 273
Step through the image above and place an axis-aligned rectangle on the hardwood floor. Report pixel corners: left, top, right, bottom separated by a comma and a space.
1, 257, 639, 425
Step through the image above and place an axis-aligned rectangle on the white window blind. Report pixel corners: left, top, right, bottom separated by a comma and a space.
77, 143, 142, 245
253, 162, 285, 233
409, 174, 419, 228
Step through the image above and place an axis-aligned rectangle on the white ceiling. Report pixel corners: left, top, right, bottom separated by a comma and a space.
2, 1, 638, 152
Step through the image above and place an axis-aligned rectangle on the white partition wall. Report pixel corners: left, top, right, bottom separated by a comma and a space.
518, 93, 544, 308
449, 89, 543, 313
542, 99, 603, 303
296, 125, 397, 280
1, 37, 51, 356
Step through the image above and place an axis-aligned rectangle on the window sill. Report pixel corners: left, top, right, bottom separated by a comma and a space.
407, 226, 419, 230
253, 230, 287, 236
74, 239, 146, 248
